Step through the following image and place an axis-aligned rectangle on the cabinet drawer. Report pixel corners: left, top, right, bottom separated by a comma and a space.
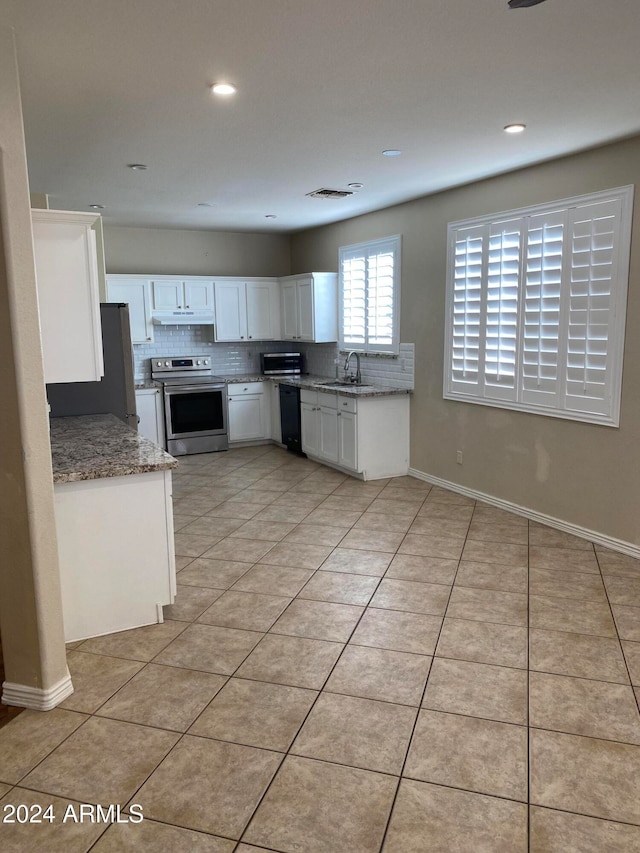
317, 391, 338, 410
337, 395, 357, 414
228, 381, 264, 397
300, 389, 318, 405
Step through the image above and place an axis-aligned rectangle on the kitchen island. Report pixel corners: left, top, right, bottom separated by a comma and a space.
50, 414, 177, 641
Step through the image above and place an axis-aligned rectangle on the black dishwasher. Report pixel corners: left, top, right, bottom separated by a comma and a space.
279, 384, 304, 455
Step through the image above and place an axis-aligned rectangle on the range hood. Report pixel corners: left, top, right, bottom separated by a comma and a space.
152, 309, 214, 325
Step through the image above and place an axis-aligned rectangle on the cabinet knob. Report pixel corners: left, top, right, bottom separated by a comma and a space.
337, 412, 342, 417
185, 304, 189, 309
240, 336, 244, 339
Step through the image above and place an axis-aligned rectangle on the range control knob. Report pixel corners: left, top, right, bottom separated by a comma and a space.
196, 360, 201, 365
165, 361, 170, 366
156, 361, 162, 366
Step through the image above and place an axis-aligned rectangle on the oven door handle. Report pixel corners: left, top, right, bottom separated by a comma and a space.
164, 383, 227, 394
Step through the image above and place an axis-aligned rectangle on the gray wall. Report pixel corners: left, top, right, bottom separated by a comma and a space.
291, 137, 640, 548
104, 225, 291, 277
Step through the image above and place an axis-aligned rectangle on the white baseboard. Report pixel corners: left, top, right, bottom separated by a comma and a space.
2, 672, 74, 711
409, 467, 640, 560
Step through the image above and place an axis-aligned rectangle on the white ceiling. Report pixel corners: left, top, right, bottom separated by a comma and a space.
4, 0, 640, 233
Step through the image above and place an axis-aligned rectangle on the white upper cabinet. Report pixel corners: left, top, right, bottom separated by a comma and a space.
214, 279, 281, 342
184, 280, 214, 310
151, 279, 213, 311
279, 273, 338, 342
32, 209, 104, 384
106, 277, 154, 343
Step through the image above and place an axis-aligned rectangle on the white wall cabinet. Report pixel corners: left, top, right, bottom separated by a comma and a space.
280, 273, 338, 343
228, 381, 271, 442
151, 279, 214, 311
214, 279, 281, 342
135, 387, 165, 447
300, 389, 409, 480
106, 277, 154, 343
32, 209, 104, 384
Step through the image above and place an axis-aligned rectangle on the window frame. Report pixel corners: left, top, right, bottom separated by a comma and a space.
443, 185, 634, 427
339, 234, 401, 355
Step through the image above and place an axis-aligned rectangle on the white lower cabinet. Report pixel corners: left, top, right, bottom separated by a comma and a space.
55, 469, 175, 642
300, 389, 409, 480
270, 380, 283, 444
135, 387, 165, 447
228, 381, 271, 442
338, 409, 357, 470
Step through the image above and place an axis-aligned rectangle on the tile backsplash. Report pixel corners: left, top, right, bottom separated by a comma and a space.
134, 326, 414, 390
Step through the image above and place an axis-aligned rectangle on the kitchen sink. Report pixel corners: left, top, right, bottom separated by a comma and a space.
317, 380, 360, 387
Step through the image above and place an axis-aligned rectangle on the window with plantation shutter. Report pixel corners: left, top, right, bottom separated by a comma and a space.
444, 186, 633, 427
339, 235, 400, 354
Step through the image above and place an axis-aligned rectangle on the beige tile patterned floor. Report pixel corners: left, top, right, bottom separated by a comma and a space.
1, 443, 640, 851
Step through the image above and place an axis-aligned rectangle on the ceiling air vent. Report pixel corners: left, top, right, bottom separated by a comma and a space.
306, 188, 354, 200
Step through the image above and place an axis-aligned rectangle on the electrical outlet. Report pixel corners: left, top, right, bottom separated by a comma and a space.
456, 450, 463, 465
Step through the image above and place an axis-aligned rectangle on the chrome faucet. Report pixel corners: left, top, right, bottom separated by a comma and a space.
344, 350, 362, 384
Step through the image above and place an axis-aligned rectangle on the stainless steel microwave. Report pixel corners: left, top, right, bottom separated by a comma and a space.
260, 352, 304, 375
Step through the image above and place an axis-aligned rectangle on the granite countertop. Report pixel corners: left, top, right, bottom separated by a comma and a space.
50, 414, 177, 484
221, 373, 411, 398
134, 380, 161, 390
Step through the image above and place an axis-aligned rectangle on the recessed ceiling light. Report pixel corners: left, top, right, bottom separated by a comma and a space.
88, 204, 104, 210
508, 0, 547, 8
264, 214, 277, 219
504, 124, 526, 133
128, 163, 148, 171
197, 203, 212, 208
211, 82, 237, 96
347, 182, 364, 189
382, 149, 402, 157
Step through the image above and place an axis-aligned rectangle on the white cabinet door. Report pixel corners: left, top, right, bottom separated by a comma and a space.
228, 395, 265, 441
106, 279, 154, 343
151, 280, 182, 311
300, 402, 319, 456
32, 209, 104, 384
246, 281, 277, 340
338, 411, 358, 471
297, 278, 315, 341
135, 388, 165, 447
281, 281, 299, 340
318, 406, 339, 463
214, 281, 247, 341
270, 381, 282, 443
184, 280, 214, 310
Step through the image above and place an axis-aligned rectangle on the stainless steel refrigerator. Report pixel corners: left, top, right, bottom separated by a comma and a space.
46, 303, 137, 429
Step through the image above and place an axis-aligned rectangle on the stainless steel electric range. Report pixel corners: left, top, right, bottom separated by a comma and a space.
150, 356, 228, 455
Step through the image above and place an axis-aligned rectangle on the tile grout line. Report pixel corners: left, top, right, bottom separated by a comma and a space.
593, 548, 640, 718
376, 492, 475, 852
232, 474, 429, 849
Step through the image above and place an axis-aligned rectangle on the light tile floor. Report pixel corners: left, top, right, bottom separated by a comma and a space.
1, 444, 640, 851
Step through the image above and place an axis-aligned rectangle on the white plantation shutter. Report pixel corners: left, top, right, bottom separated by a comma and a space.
444, 186, 632, 426
564, 199, 621, 416
341, 254, 366, 347
451, 226, 484, 389
485, 218, 523, 399
522, 209, 566, 406
339, 236, 400, 353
